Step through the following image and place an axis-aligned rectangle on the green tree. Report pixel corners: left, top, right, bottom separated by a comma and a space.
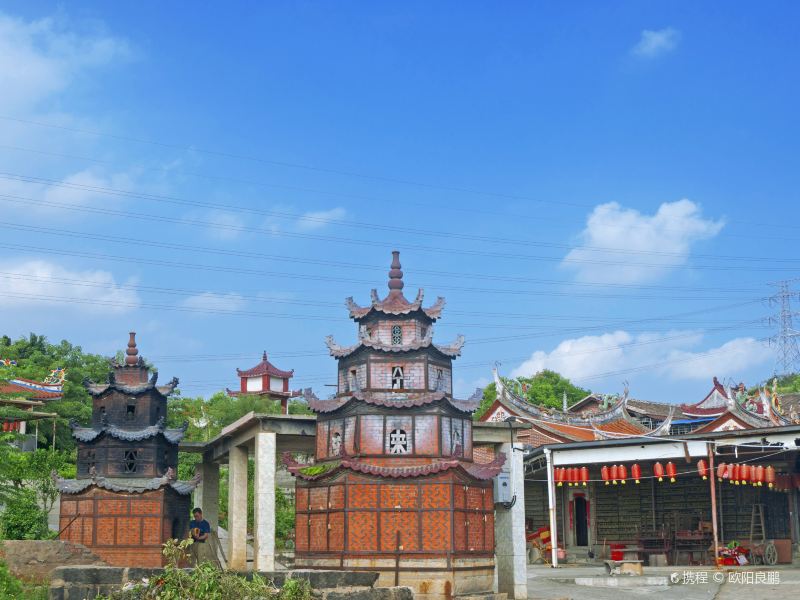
474, 370, 591, 420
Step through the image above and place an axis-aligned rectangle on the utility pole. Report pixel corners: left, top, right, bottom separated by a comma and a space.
768, 280, 800, 376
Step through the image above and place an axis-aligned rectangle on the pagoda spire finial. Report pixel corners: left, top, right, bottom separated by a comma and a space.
125, 332, 139, 366
262, 350, 268, 361
388, 250, 404, 294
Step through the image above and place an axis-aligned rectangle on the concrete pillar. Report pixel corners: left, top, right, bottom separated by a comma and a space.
495, 442, 527, 600
196, 461, 220, 531
253, 432, 276, 572
227, 445, 249, 570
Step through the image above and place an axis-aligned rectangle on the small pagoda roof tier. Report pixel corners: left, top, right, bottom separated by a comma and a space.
69, 417, 188, 444
487, 367, 673, 441
236, 351, 294, 379
84, 372, 179, 398
308, 389, 480, 414
55, 472, 200, 496
283, 452, 505, 482
345, 251, 446, 322
325, 333, 465, 359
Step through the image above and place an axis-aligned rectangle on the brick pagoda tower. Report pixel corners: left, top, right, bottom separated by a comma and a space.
284, 251, 504, 599
56, 333, 198, 567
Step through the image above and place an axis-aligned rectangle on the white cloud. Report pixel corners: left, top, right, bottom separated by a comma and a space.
296, 207, 346, 231
562, 199, 724, 284
0, 12, 131, 113
204, 210, 247, 240
0, 260, 139, 313
510, 330, 771, 385
182, 292, 246, 314
631, 27, 681, 59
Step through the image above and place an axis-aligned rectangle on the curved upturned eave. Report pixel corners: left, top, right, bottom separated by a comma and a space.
282, 452, 505, 482
308, 391, 479, 415
492, 366, 628, 426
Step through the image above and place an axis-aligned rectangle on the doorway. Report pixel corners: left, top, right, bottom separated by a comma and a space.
574, 496, 588, 546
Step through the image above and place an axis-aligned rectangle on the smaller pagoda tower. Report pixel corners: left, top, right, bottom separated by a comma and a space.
56, 333, 198, 567
227, 351, 297, 414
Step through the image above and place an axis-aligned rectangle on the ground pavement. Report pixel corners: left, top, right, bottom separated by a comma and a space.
527, 564, 800, 600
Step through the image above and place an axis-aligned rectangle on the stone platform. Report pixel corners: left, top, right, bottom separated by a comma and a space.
49, 567, 412, 600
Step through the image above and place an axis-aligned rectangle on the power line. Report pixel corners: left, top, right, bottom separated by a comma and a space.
3, 171, 800, 264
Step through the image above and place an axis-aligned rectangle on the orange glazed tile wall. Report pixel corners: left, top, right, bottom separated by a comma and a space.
59, 488, 180, 568
295, 474, 494, 557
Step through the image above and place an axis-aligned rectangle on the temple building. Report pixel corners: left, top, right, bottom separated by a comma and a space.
284, 251, 505, 600
227, 351, 297, 414
484, 369, 799, 566
0, 366, 62, 450
56, 333, 199, 567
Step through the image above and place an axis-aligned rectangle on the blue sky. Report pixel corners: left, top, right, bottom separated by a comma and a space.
1, 2, 799, 403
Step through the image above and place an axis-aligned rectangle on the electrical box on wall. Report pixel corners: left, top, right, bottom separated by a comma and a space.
494, 472, 511, 504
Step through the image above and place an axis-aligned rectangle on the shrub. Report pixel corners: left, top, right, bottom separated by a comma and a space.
0, 562, 23, 599
0, 489, 50, 540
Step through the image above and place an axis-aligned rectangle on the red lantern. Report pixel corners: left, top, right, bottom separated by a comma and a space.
726, 463, 734, 484
754, 465, 764, 487
732, 464, 740, 485
618, 464, 628, 485
716, 462, 727, 482
666, 461, 677, 483
654, 462, 664, 482
697, 459, 708, 480
631, 463, 641, 484
601, 465, 610, 485
571, 467, 579, 487
765, 465, 776, 489
580, 466, 589, 487
740, 464, 751, 485
610, 464, 619, 485
555, 467, 563, 487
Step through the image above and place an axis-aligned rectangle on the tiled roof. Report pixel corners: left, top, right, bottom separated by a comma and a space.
283, 452, 505, 481
325, 334, 464, 359
308, 390, 479, 414
85, 373, 178, 398
345, 252, 446, 322
70, 418, 187, 445
0, 378, 62, 401
54, 473, 200, 495
236, 352, 294, 379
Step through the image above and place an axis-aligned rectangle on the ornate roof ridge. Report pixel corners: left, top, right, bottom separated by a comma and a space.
236, 351, 294, 379
54, 472, 201, 495
307, 390, 479, 414
70, 417, 188, 444
282, 452, 505, 481
83, 373, 179, 398
325, 334, 462, 359
492, 366, 629, 426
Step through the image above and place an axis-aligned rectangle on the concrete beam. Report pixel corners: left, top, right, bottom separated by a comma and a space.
253, 432, 276, 572
473, 421, 529, 444
227, 444, 248, 570
495, 441, 527, 600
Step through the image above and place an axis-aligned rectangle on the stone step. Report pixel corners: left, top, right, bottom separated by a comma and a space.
455, 593, 508, 600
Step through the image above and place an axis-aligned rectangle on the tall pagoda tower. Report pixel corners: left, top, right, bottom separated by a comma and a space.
56, 333, 198, 567
285, 252, 504, 599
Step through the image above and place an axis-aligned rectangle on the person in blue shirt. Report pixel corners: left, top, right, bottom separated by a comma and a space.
188, 508, 216, 565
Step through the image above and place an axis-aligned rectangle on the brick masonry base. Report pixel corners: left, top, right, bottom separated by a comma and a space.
296, 557, 496, 600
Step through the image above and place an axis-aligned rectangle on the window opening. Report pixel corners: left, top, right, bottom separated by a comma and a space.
436, 368, 444, 391
391, 325, 402, 345
126, 404, 135, 419
391, 366, 404, 389
451, 423, 463, 457
388, 429, 409, 454
331, 432, 342, 456
123, 450, 139, 473
348, 369, 359, 392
